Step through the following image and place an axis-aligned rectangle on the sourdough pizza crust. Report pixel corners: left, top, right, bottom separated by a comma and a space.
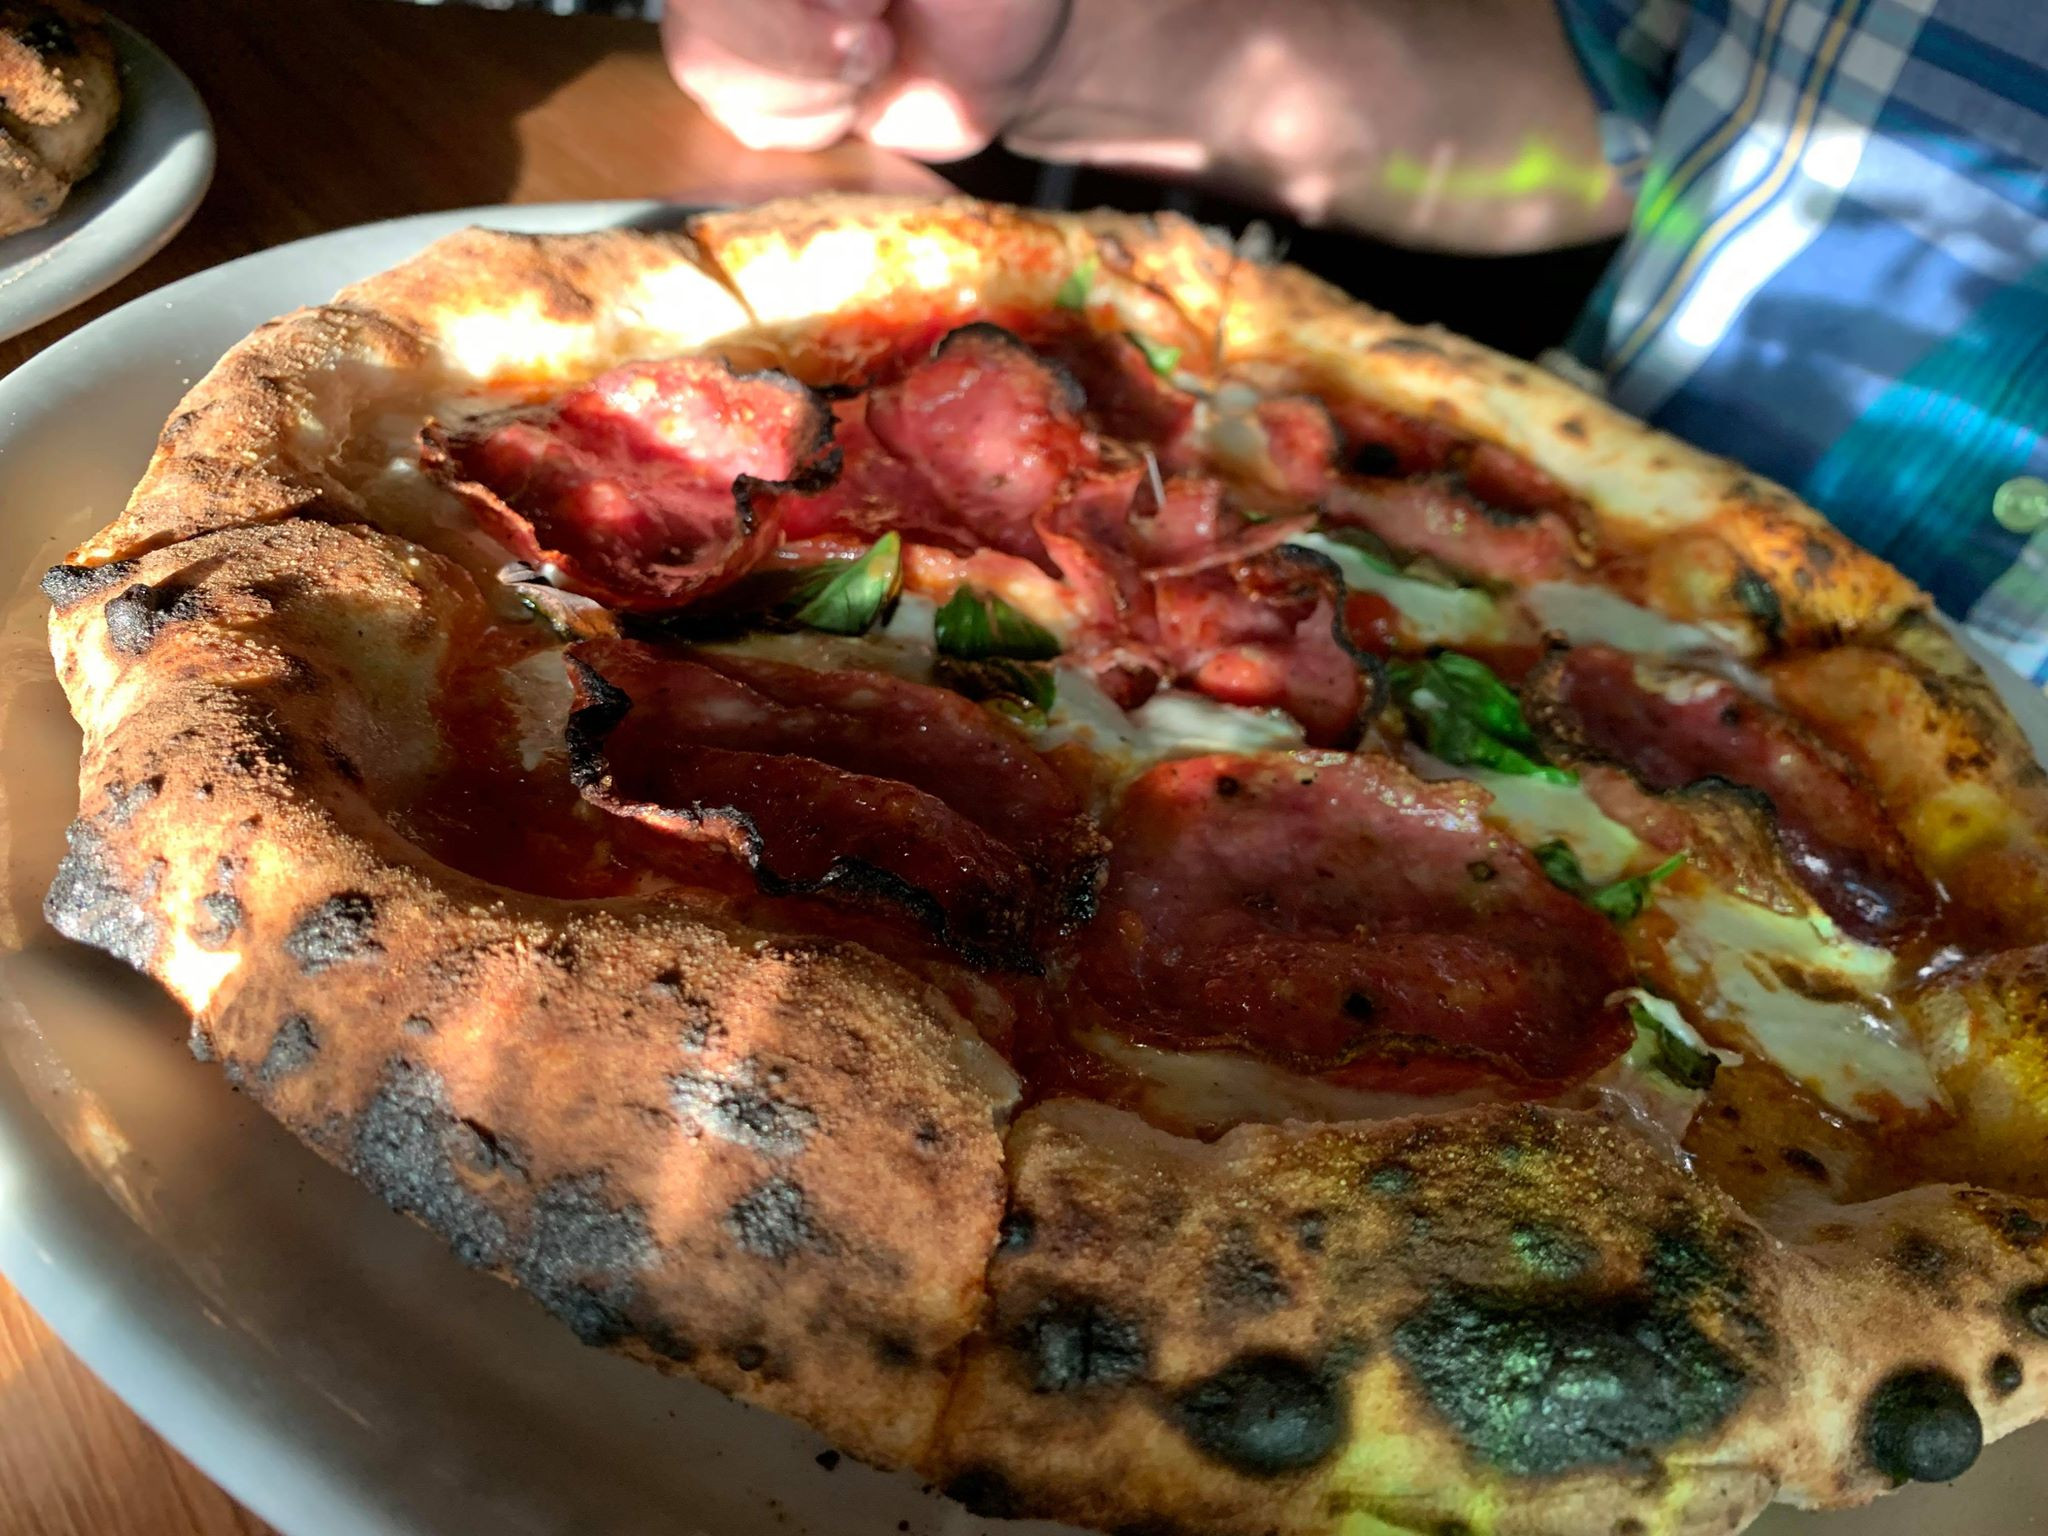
41, 194, 2048, 1534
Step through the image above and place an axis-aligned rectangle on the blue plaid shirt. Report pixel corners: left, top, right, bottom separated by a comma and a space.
1555, 0, 2048, 680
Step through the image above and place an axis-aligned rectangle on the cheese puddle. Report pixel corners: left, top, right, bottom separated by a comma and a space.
1657, 891, 1944, 1118
1287, 531, 1508, 645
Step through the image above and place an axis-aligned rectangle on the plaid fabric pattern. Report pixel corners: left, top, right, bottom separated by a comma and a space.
1556, 0, 2048, 680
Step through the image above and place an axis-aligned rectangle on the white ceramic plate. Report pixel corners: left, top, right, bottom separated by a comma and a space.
0, 17, 213, 343
0, 202, 2042, 1536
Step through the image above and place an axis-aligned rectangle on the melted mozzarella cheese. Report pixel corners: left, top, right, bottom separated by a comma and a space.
1127, 691, 1306, 757
1079, 1030, 1495, 1137
504, 648, 577, 771
1287, 531, 1507, 646
1521, 581, 1743, 657
1037, 672, 1306, 776
1657, 891, 1945, 1117
1465, 769, 1644, 882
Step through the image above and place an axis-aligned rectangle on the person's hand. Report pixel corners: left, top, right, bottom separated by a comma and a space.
660, 0, 1068, 161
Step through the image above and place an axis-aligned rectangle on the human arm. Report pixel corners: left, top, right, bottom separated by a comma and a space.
662, 0, 1632, 254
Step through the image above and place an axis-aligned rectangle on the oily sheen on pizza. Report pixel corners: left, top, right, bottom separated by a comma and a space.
40, 196, 2048, 1536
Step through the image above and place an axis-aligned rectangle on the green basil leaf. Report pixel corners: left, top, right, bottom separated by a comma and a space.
1628, 999, 1719, 1092
932, 655, 1058, 727
1127, 331, 1182, 378
1588, 850, 1688, 923
789, 533, 902, 636
1536, 842, 1686, 923
934, 585, 1062, 660
1390, 652, 1573, 783
1426, 652, 1535, 745
1532, 839, 1590, 897
1055, 257, 1096, 312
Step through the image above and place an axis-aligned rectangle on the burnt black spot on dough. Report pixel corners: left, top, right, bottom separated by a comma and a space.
1730, 567, 1783, 644
815, 1450, 841, 1472
44, 822, 162, 970
103, 777, 162, 826
1208, 1224, 1289, 1312
1862, 1367, 1981, 1484
352, 1059, 508, 1269
1013, 1293, 1147, 1392
515, 1174, 657, 1346
732, 1342, 768, 1372
40, 560, 137, 610
1369, 337, 1448, 360
943, 1465, 1025, 1519
1295, 1209, 1328, 1253
725, 1175, 825, 1262
259, 1014, 319, 1082
283, 892, 381, 973
2015, 1283, 2048, 1338
1782, 1147, 1828, 1181
1558, 416, 1589, 441
1366, 1165, 1417, 1197
103, 581, 202, 656
1989, 1353, 2023, 1397
1993, 1207, 2047, 1246
448, 1118, 526, 1180
642, 1325, 695, 1363
1889, 1232, 1959, 1295
1510, 1223, 1594, 1281
1170, 1354, 1344, 1476
671, 1057, 817, 1155
1392, 1285, 1751, 1476
195, 891, 244, 948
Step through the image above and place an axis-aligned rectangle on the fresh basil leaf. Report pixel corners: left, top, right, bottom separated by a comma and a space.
1532, 839, 1590, 896
788, 533, 902, 636
933, 655, 1058, 728
1426, 652, 1535, 745
1127, 331, 1182, 378
934, 585, 1062, 660
1588, 850, 1687, 923
1055, 257, 1096, 311
1535, 842, 1686, 923
1390, 652, 1573, 783
1627, 999, 1719, 1091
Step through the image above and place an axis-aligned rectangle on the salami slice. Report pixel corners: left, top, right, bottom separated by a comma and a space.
862, 324, 1091, 560
1321, 474, 1579, 585
422, 358, 835, 611
1151, 546, 1375, 746
1531, 643, 1934, 941
1075, 752, 1636, 1088
563, 640, 1104, 968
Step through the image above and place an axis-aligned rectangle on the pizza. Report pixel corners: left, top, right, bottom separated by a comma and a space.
39, 195, 2048, 1535
0, 0, 118, 239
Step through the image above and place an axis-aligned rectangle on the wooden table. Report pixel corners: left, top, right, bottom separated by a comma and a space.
0, 2, 944, 1530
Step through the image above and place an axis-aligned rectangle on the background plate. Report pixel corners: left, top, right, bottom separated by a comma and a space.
0, 17, 214, 342
0, 202, 2041, 1536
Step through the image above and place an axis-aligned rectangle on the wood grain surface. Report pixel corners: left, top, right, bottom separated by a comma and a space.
0, 1, 942, 1531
